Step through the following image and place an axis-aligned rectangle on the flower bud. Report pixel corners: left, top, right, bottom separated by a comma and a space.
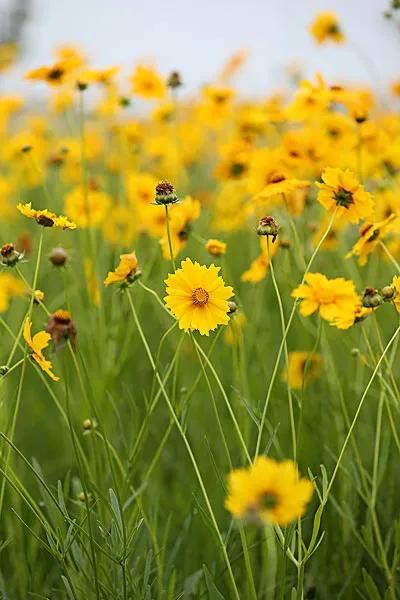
351, 348, 360, 357
257, 216, 279, 242
33, 290, 44, 304
382, 285, 397, 301
154, 180, 179, 205
0, 365, 9, 376
362, 287, 382, 308
50, 246, 68, 267
167, 71, 182, 89
0, 243, 23, 267
227, 301, 238, 315
83, 418, 93, 430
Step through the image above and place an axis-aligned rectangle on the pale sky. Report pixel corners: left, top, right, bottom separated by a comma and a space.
1, 0, 399, 97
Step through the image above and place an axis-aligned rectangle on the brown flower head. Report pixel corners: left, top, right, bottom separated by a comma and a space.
47, 309, 77, 350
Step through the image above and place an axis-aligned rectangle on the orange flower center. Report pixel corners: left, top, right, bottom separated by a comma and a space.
191, 287, 209, 306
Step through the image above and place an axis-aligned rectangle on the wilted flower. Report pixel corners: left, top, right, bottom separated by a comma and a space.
104, 252, 141, 287
46, 310, 77, 350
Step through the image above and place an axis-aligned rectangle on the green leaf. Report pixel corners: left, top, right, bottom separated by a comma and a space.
203, 564, 225, 600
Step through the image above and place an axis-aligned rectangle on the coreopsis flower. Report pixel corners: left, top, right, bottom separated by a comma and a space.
25, 62, 72, 87
160, 196, 201, 259
390, 277, 400, 312
154, 180, 179, 206
286, 73, 332, 120
241, 238, 279, 284
130, 64, 166, 99
309, 11, 345, 45
391, 79, 400, 98
23, 319, 59, 381
63, 186, 111, 228
225, 456, 313, 526
85, 258, 100, 306
292, 273, 361, 330
46, 310, 77, 350
205, 239, 227, 257
164, 258, 233, 336
224, 312, 247, 345
254, 172, 309, 200
17, 203, 76, 230
104, 252, 141, 287
316, 168, 374, 224
282, 351, 322, 390
0, 273, 26, 312
346, 214, 399, 265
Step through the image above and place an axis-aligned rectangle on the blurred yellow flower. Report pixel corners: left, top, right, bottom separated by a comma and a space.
317, 168, 374, 224
282, 351, 322, 390
225, 456, 313, 526
130, 64, 166, 99
17, 203, 76, 230
309, 11, 345, 45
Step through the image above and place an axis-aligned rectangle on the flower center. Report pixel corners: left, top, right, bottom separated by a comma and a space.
191, 287, 209, 306
48, 68, 64, 81
36, 214, 55, 227
333, 187, 354, 208
260, 491, 278, 510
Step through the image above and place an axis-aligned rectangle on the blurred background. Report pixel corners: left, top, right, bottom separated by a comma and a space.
0, 0, 398, 97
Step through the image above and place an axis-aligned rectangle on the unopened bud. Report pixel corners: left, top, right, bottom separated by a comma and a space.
167, 71, 182, 89
0, 243, 23, 267
50, 247, 68, 267
362, 287, 382, 308
351, 348, 360, 357
0, 365, 9, 376
83, 418, 93, 430
382, 285, 397, 301
227, 301, 238, 315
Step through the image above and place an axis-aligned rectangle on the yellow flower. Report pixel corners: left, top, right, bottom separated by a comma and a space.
282, 351, 322, 390
346, 214, 399, 266
241, 238, 279, 284
225, 456, 313, 526
309, 11, 345, 45
205, 239, 227, 257
130, 64, 166, 99
17, 203, 76, 230
159, 196, 201, 259
286, 73, 332, 121
164, 258, 233, 336
63, 186, 111, 228
255, 172, 309, 200
85, 258, 100, 306
104, 252, 139, 287
391, 276, 400, 312
224, 312, 247, 346
23, 319, 59, 381
316, 168, 374, 224
0, 273, 26, 312
292, 273, 361, 330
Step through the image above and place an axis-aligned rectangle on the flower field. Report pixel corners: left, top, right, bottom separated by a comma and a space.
1, 8, 400, 599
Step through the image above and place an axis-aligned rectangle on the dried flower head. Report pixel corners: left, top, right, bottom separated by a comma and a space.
46, 310, 77, 350
1, 243, 23, 267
